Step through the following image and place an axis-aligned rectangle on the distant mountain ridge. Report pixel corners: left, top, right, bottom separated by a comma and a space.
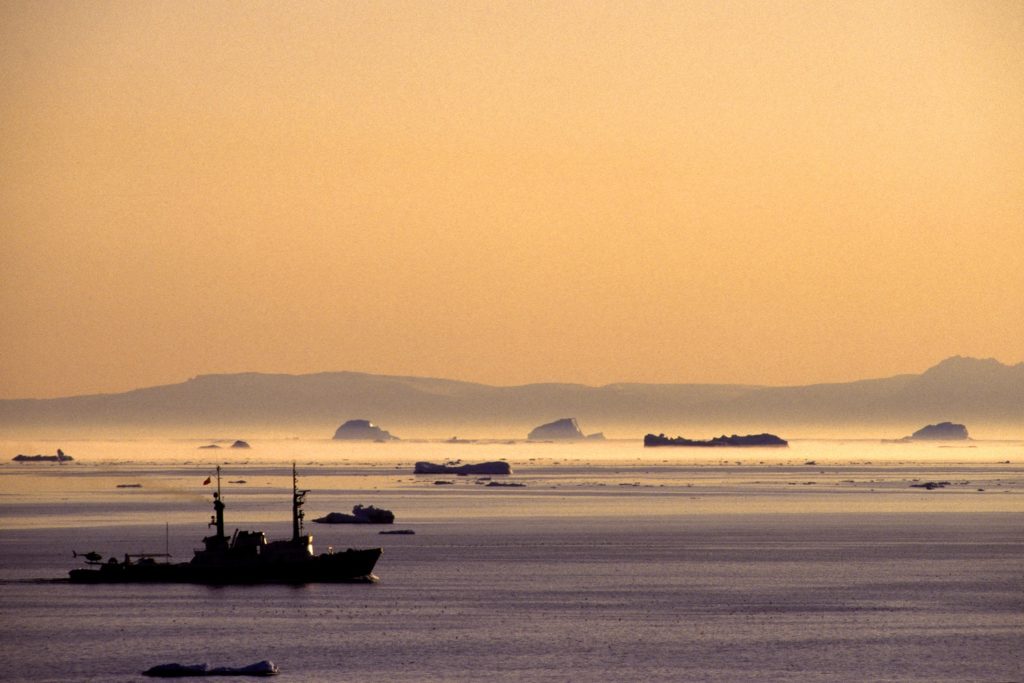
0, 356, 1021, 438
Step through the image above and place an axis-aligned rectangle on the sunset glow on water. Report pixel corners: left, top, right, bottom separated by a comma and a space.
1, 441, 1021, 681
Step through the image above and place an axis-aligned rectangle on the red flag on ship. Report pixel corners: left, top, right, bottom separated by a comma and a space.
202, 476, 211, 486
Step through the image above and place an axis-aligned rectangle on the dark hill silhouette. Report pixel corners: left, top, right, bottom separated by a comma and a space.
0, 357, 1020, 437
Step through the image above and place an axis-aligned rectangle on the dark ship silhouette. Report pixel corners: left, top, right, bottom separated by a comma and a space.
69, 464, 381, 584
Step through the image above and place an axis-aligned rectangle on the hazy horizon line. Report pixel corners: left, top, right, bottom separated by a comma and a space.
4, 354, 1020, 402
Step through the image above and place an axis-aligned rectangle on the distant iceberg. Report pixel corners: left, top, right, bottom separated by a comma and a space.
900, 422, 969, 441
332, 419, 398, 441
528, 418, 584, 440
414, 461, 512, 475
313, 504, 395, 524
12, 451, 73, 462
644, 433, 788, 447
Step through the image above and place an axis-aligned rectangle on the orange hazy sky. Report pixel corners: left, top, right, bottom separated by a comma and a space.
1, 1, 1022, 399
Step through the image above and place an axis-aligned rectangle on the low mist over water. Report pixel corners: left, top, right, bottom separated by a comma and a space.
2, 357, 1022, 440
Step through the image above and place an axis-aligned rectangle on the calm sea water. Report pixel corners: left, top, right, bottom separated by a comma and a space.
1, 440, 1021, 681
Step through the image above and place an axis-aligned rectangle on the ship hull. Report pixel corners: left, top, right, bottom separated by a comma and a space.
69, 548, 382, 584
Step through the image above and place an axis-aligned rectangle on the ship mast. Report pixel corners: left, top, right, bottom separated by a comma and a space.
291, 462, 309, 541
210, 465, 226, 543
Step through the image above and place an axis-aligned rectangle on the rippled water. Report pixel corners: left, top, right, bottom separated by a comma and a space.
1, 440, 1022, 681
